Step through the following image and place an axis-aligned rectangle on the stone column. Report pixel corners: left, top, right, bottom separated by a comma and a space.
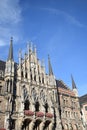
49, 123, 54, 130
39, 122, 45, 130
29, 121, 35, 130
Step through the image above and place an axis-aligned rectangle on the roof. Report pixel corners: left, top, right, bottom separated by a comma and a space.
0, 60, 6, 72
56, 80, 70, 90
79, 94, 87, 104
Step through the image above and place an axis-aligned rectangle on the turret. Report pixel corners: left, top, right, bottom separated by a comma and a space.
5, 37, 15, 94
71, 75, 78, 97
48, 55, 56, 86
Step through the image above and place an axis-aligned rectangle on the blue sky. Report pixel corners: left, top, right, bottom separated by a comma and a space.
0, 0, 87, 96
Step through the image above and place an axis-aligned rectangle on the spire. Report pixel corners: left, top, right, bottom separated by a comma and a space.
48, 55, 53, 75
8, 37, 13, 61
71, 74, 77, 89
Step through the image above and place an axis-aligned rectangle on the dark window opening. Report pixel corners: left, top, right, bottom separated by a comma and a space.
31, 74, 32, 80
45, 103, 48, 113
35, 102, 39, 111
85, 106, 87, 111
0, 86, 2, 94
24, 100, 29, 110
39, 76, 41, 83
34, 75, 36, 81
25, 72, 27, 79
21, 71, 23, 77
42, 78, 44, 84
11, 120, 15, 129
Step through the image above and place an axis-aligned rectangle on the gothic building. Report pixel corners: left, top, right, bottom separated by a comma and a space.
0, 38, 83, 130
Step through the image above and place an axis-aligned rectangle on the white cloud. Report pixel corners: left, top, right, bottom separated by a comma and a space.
0, 0, 21, 24
42, 8, 86, 28
0, 0, 22, 47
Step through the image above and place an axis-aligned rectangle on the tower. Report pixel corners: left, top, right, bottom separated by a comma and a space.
5, 37, 15, 94
4, 37, 15, 130
71, 75, 78, 97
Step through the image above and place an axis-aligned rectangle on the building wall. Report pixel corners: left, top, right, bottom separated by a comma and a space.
0, 42, 84, 130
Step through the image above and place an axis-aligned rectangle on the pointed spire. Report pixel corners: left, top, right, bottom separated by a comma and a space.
48, 55, 53, 75
71, 74, 77, 89
8, 37, 13, 61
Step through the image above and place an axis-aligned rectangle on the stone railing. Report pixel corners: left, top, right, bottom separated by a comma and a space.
24, 110, 34, 116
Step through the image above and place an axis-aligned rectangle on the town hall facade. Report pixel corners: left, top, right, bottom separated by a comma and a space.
0, 38, 84, 130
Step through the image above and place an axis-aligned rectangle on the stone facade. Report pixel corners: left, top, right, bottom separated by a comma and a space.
79, 94, 87, 130
0, 38, 84, 130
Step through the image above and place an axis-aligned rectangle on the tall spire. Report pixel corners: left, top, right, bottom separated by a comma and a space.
8, 37, 13, 61
71, 74, 77, 89
48, 55, 53, 75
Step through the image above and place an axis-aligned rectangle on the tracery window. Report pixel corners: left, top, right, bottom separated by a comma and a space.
32, 88, 37, 101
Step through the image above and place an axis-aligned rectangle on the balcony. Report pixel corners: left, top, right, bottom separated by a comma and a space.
24, 110, 34, 116
36, 112, 44, 117
0, 129, 6, 130
46, 113, 53, 118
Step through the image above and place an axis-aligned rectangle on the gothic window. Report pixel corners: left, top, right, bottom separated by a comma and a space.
69, 124, 73, 130
73, 124, 78, 130
39, 76, 41, 83
0, 86, 2, 94
21, 71, 23, 78
45, 103, 48, 113
24, 100, 29, 110
64, 124, 69, 130
10, 79, 12, 93
35, 102, 39, 111
40, 90, 45, 102
7, 79, 9, 92
32, 88, 37, 101
11, 120, 15, 129
25, 72, 27, 79
85, 106, 87, 111
23, 86, 28, 100
31, 74, 32, 80
13, 100, 16, 111
34, 75, 36, 81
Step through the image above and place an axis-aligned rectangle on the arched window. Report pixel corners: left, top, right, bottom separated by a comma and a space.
73, 124, 78, 130
25, 72, 27, 79
21, 71, 23, 78
35, 102, 39, 111
7, 79, 9, 92
69, 124, 73, 130
10, 79, 12, 93
45, 103, 48, 113
34, 75, 36, 81
64, 124, 69, 130
24, 100, 29, 110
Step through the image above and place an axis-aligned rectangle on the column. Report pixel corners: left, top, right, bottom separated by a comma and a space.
39, 122, 45, 130
49, 123, 53, 130
29, 121, 35, 130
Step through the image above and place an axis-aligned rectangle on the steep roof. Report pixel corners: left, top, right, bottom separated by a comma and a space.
0, 60, 6, 72
79, 94, 87, 104
56, 80, 69, 90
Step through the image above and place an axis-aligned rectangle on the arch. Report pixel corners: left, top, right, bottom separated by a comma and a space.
64, 124, 69, 130
35, 101, 40, 111
73, 124, 78, 130
45, 102, 49, 113
24, 100, 30, 110
69, 124, 73, 130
